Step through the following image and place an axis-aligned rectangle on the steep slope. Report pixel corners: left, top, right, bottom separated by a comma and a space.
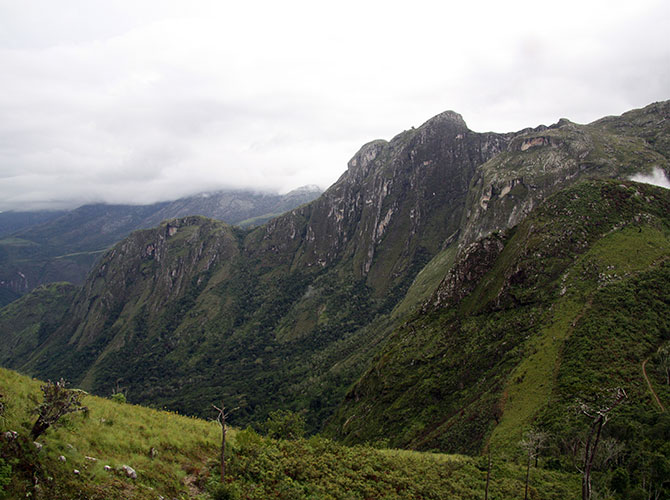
1, 110, 515, 429
0, 209, 66, 238
0, 367, 580, 500
0, 186, 321, 303
2, 101, 669, 440
0, 282, 77, 368
459, 101, 670, 248
326, 180, 670, 464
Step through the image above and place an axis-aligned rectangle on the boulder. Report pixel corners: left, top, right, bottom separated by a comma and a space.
121, 465, 137, 479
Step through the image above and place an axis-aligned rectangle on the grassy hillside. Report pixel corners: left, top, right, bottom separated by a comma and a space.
2, 103, 669, 441
328, 180, 670, 498
0, 282, 77, 367
0, 367, 580, 499
0, 367, 221, 499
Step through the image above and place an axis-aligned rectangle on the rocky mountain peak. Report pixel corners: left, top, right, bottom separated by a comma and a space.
344, 139, 388, 182
424, 110, 468, 129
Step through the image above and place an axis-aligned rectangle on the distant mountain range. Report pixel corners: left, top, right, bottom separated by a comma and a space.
0, 185, 321, 305
1, 101, 669, 498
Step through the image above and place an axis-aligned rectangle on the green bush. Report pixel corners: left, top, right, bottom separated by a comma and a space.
262, 410, 305, 440
110, 392, 126, 404
0, 458, 11, 497
209, 482, 241, 500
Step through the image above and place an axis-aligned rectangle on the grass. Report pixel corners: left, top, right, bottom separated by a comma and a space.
490, 223, 670, 452
1, 367, 582, 499
391, 243, 457, 318
1, 367, 222, 499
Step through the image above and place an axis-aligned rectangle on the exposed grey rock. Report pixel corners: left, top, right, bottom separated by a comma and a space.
58, 455, 66, 462
121, 465, 137, 479
2, 430, 18, 441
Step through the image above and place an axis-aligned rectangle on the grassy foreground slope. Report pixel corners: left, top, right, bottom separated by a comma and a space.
0, 367, 579, 500
0, 366, 221, 499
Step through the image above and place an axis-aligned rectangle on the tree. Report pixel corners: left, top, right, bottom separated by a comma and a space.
484, 449, 492, 500
656, 344, 670, 386
578, 387, 626, 500
31, 379, 87, 440
212, 401, 238, 483
520, 429, 549, 500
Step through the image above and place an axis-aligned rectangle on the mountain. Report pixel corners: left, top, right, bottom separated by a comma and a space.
326, 180, 670, 454
0, 210, 67, 238
0, 186, 322, 305
2, 100, 669, 498
2, 101, 668, 430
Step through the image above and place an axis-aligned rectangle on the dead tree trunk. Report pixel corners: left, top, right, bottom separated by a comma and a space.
520, 429, 548, 500
213, 401, 227, 483
213, 401, 238, 484
524, 451, 532, 500
580, 388, 627, 500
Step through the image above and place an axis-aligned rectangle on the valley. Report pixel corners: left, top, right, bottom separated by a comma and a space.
1, 101, 669, 499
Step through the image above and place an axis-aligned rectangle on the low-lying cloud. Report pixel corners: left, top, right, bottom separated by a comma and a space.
630, 168, 670, 189
1, 0, 669, 210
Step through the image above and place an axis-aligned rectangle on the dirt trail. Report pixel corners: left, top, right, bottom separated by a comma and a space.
642, 358, 666, 412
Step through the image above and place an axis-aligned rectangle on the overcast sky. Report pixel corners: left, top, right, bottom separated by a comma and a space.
1, 0, 669, 210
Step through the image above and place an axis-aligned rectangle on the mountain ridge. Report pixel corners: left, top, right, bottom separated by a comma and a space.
1, 100, 668, 449
0, 185, 322, 304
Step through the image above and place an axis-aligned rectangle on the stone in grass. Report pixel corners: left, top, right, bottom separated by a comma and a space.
2, 430, 18, 441
58, 455, 66, 462
73, 469, 80, 475
121, 465, 137, 479
104, 465, 112, 471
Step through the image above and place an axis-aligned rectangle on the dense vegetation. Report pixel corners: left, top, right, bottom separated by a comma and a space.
4, 103, 668, 438
0, 187, 321, 305
329, 180, 670, 498
0, 367, 581, 499
1, 102, 669, 499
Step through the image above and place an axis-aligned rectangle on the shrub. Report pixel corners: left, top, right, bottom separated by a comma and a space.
0, 458, 11, 497
110, 393, 127, 404
262, 410, 305, 440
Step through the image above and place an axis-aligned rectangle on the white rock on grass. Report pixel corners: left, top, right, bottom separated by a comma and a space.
121, 465, 137, 479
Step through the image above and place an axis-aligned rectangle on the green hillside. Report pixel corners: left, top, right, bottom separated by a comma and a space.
1, 103, 669, 499
328, 180, 670, 498
0, 367, 580, 499
3, 103, 668, 437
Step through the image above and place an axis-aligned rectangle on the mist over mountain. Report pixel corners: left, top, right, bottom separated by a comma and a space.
0, 185, 321, 305
1, 101, 669, 499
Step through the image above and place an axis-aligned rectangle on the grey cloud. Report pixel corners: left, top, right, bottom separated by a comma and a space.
0, 1, 669, 211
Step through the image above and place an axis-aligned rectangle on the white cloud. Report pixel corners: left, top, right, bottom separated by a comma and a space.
630, 168, 670, 189
0, 0, 669, 210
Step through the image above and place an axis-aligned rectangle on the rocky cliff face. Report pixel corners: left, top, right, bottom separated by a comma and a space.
459, 101, 670, 249
2, 101, 669, 435
327, 180, 670, 454
247, 111, 513, 295
0, 187, 322, 303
